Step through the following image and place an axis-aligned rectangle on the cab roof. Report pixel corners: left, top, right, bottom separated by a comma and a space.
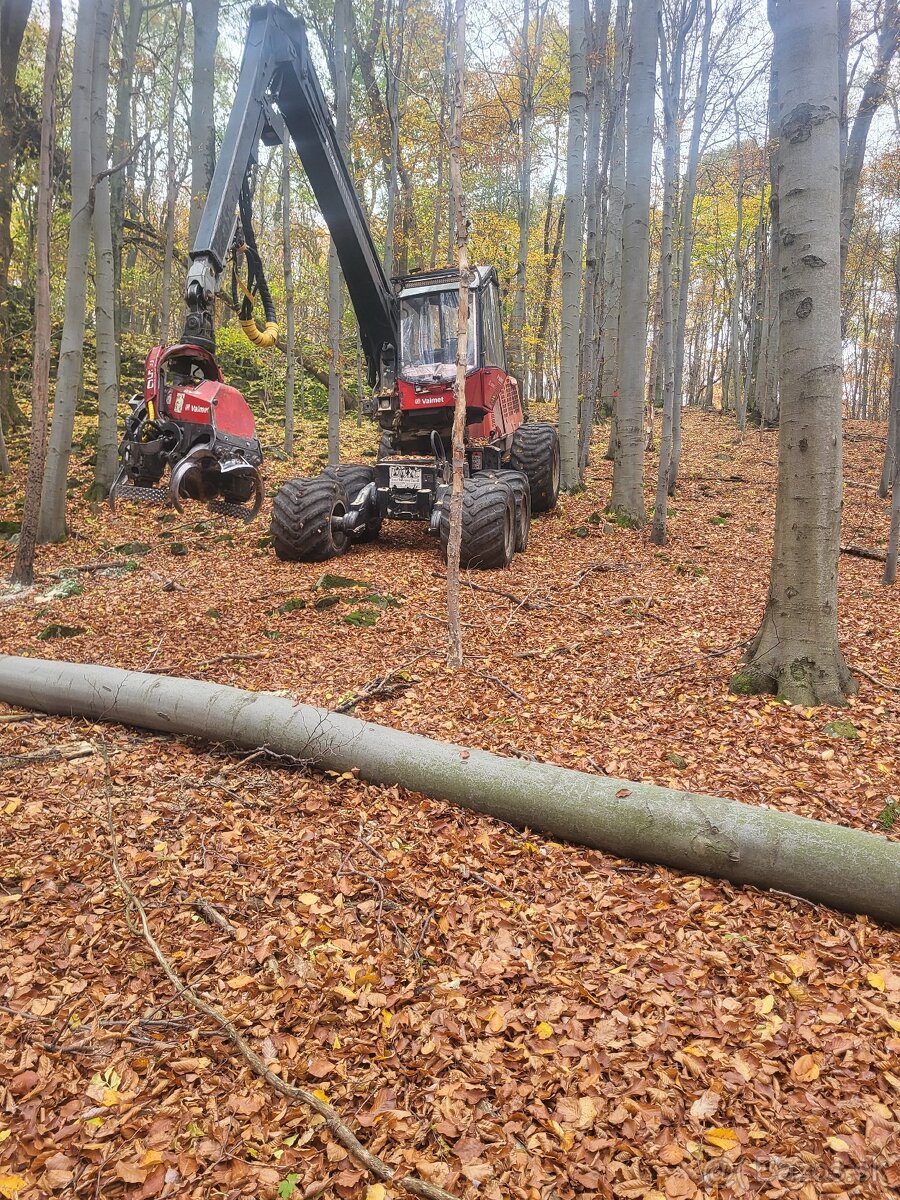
395, 265, 496, 298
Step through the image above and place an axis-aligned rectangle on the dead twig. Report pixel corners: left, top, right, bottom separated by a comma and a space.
840, 543, 887, 562
852, 665, 900, 694
571, 562, 633, 586
0, 740, 95, 771
335, 650, 434, 714
104, 797, 457, 1200
649, 642, 744, 677
473, 671, 526, 702
191, 897, 238, 937
0, 712, 35, 724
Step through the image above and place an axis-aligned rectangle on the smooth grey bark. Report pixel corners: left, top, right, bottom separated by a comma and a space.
760, 47, 781, 427
447, 0, 469, 668
11, 0, 62, 586
533, 154, 563, 405
328, 0, 351, 465
558, 0, 588, 490
600, 0, 629, 458
507, 0, 547, 392
2, 657, 898, 924
110, 0, 143, 341
159, 2, 188, 343
0, 0, 33, 435
282, 142, 296, 456
38, 0, 98, 544
90, 0, 120, 498
609, 0, 659, 524
651, 0, 695, 545
577, 0, 612, 475
840, 0, 899, 276
738, 0, 854, 706
188, 0, 219, 245
882, 241, 900, 584
382, 0, 406, 279
669, 0, 710, 491
730, 106, 746, 432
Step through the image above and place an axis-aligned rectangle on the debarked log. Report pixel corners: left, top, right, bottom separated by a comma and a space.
0, 656, 897, 925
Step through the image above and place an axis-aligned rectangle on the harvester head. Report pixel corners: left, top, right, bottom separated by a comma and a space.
110, 344, 263, 523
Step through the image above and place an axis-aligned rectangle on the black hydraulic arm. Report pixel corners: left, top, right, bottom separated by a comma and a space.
182, 3, 398, 391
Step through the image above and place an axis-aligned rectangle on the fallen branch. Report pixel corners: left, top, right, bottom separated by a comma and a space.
473, 671, 526, 702
335, 651, 434, 714
0, 740, 95, 771
572, 562, 633, 586
4, 657, 899, 925
852, 665, 900, 694
191, 897, 238, 937
104, 800, 457, 1200
840, 543, 887, 562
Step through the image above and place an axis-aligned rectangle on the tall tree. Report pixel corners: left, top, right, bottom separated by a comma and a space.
90, 0, 120, 498
39, 0, 98, 543
609, 0, 659, 523
328, 0, 351, 466
0, 0, 34, 442
282, 139, 296, 457
882, 239, 900, 585
446, 0, 469, 668
159, 2, 188, 342
600, 0, 629, 455
737, 0, 854, 705
11, 0, 62, 586
109, 0, 144, 339
558, 0, 588, 490
189, 0, 219, 246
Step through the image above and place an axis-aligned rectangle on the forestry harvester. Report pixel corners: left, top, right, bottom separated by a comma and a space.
111, 3, 560, 568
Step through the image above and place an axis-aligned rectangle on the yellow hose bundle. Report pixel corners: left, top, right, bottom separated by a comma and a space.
240, 317, 279, 348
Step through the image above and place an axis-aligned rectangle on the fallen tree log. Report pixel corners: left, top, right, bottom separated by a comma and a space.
1, 656, 897, 926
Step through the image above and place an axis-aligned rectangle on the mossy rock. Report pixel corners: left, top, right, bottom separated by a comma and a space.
824, 719, 859, 740
37, 624, 87, 640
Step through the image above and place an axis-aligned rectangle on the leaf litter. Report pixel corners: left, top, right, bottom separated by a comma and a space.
0, 411, 898, 1198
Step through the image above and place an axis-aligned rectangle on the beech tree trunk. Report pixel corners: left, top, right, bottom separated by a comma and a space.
558, 0, 588, 491
446, 0, 469, 669
600, 0, 628, 458
2, 658, 897, 925
882, 241, 900, 584
609, 0, 659, 524
328, 0, 351, 465
282, 141, 296, 457
160, 2, 188, 343
110, 0, 143, 341
90, 0, 120, 498
0, 0, 33, 437
39, 0, 98, 544
737, 0, 855, 706
10, 0, 62, 586
189, 0, 219, 245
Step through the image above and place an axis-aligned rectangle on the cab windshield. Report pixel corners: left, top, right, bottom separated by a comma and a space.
400, 289, 476, 383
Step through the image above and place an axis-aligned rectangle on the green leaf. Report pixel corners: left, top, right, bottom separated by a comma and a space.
278, 1174, 301, 1199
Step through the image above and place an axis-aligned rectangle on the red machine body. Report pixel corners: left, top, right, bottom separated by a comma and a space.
397, 371, 523, 443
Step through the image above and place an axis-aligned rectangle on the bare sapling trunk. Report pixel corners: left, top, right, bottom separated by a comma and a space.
38, 0, 98, 543
447, 0, 468, 669
609, 0, 659, 524
558, 0, 588, 491
730, 105, 747, 433
110, 0, 143, 342
282, 142, 296, 456
736, 0, 855, 706
90, 0, 120, 499
328, 0, 351, 464
11, 0, 62, 585
160, 2, 188, 343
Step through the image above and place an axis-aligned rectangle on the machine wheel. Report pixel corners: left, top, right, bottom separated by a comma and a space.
474, 469, 531, 552
270, 474, 350, 562
440, 478, 516, 570
508, 422, 560, 513
325, 464, 382, 542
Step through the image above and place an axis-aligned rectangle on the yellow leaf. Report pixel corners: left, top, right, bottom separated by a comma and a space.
381, 1009, 392, 1028
867, 972, 886, 992
226, 974, 254, 989
298, 893, 319, 906
332, 985, 356, 1001
535, 1021, 554, 1040
366, 1187, 387, 1200
759, 994, 775, 1015
826, 1136, 850, 1152
791, 1054, 820, 1082
887, 1017, 900, 1033
704, 1128, 739, 1151
0, 1177, 26, 1199
312, 1088, 330, 1103
332, 1035, 341, 1050
0, 1131, 9, 1145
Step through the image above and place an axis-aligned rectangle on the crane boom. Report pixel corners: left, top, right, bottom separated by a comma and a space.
182, 3, 398, 391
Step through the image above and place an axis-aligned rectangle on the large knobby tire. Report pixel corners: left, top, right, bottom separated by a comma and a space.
473, 469, 531, 552
325, 464, 382, 543
270, 474, 350, 562
440, 478, 516, 570
509, 422, 560, 513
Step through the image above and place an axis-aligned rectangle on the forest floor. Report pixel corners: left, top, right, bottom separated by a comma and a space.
0, 409, 898, 1200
